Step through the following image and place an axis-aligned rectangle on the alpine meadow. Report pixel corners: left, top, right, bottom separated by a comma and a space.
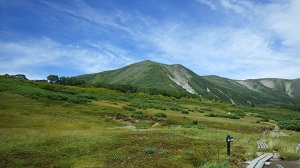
1, 60, 300, 167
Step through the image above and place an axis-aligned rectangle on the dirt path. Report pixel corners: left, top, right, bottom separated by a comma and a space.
269, 159, 300, 168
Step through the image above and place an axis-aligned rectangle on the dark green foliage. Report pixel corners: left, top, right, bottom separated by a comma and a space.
185, 151, 194, 155
159, 150, 167, 155
205, 113, 240, 119
262, 118, 269, 122
251, 107, 300, 123
94, 82, 138, 93
170, 106, 184, 111
0, 73, 27, 79
132, 111, 143, 115
207, 113, 216, 117
181, 110, 189, 114
144, 147, 156, 154
46, 75, 85, 86
123, 106, 136, 111
76, 93, 98, 100
200, 108, 212, 111
58, 76, 85, 86
155, 112, 167, 118
140, 87, 196, 99
132, 111, 148, 119
237, 111, 246, 117
10, 74, 28, 79
195, 109, 205, 113
47, 74, 59, 83
278, 120, 300, 131
280, 104, 300, 112
184, 124, 206, 129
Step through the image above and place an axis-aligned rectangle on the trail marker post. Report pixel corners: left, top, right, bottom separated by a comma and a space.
226, 135, 233, 156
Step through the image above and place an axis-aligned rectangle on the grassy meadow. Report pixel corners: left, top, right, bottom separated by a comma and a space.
0, 77, 300, 167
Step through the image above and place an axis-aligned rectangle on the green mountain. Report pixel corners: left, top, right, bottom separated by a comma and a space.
76, 60, 300, 106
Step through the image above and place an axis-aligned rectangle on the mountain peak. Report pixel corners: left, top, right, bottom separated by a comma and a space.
75, 60, 300, 106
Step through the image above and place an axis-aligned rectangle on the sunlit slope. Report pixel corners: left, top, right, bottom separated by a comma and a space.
76, 60, 300, 106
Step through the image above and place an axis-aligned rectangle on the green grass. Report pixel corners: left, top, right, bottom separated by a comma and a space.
1, 77, 300, 167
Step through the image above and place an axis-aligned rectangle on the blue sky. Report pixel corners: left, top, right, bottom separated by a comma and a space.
1, 0, 299, 80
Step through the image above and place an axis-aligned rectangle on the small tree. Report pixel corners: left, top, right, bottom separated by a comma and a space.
11, 74, 27, 79
47, 75, 59, 83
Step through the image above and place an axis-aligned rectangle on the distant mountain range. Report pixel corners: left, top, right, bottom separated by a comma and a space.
76, 60, 300, 106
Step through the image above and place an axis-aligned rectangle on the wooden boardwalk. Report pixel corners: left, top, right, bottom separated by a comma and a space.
246, 153, 273, 168
257, 140, 268, 149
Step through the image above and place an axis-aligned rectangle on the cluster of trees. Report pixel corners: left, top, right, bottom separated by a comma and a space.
1, 74, 85, 87
93, 82, 197, 98
93, 82, 138, 93
1, 74, 27, 80
47, 75, 85, 86
139, 88, 197, 98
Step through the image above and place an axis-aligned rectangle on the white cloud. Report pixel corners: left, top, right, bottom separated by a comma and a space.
139, 0, 300, 79
1, 0, 299, 80
196, 0, 217, 10
264, 0, 300, 48
0, 38, 137, 79
220, 0, 245, 13
41, 0, 140, 38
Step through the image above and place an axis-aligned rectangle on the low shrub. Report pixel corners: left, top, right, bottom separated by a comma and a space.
123, 106, 136, 111
196, 109, 205, 113
132, 111, 148, 119
184, 124, 206, 129
155, 112, 167, 118
262, 118, 269, 122
159, 150, 167, 155
185, 151, 194, 155
205, 113, 240, 119
144, 147, 156, 154
169, 106, 183, 111
181, 110, 189, 114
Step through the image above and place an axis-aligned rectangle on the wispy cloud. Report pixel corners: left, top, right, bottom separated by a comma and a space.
141, 0, 300, 79
40, 0, 143, 40
1, 0, 299, 80
196, 0, 217, 10
0, 37, 137, 79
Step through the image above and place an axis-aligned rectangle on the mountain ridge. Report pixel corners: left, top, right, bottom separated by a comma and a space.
76, 60, 300, 106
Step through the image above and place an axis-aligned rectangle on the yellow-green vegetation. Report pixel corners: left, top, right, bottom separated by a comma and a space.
0, 77, 300, 167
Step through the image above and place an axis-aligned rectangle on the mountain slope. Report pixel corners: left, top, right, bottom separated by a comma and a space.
76, 60, 300, 106
76, 60, 189, 93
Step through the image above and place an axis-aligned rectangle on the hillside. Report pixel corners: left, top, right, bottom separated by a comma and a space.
1, 76, 300, 167
76, 60, 300, 107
